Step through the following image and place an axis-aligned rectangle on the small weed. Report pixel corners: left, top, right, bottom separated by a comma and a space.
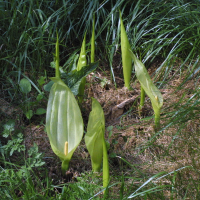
1, 120, 25, 157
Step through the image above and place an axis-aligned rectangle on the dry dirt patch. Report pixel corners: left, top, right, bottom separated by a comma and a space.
20, 64, 200, 198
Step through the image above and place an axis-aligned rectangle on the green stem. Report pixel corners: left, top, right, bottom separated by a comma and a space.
154, 107, 161, 130
139, 86, 145, 109
91, 14, 95, 63
55, 33, 60, 78
102, 136, 109, 193
61, 159, 69, 175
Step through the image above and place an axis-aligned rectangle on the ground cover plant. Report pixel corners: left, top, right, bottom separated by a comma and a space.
1, 0, 200, 199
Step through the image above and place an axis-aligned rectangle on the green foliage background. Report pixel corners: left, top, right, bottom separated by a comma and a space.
1, 0, 200, 199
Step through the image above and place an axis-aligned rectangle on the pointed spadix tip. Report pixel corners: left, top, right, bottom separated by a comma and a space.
64, 141, 68, 156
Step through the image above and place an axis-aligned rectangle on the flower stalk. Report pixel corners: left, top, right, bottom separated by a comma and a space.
139, 86, 145, 109
91, 14, 95, 63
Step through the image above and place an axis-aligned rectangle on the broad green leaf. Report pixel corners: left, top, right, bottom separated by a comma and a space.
19, 78, 31, 94
35, 108, 46, 115
44, 81, 54, 92
85, 98, 104, 172
120, 11, 132, 90
45, 62, 98, 94
129, 50, 163, 127
64, 62, 98, 95
46, 77, 83, 173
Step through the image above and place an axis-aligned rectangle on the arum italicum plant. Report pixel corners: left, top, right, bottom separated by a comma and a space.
85, 98, 109, 189
120, 11, 163, 128
120, 10, 144, 108
130, 51, 163, 128
46, 34, 84, 174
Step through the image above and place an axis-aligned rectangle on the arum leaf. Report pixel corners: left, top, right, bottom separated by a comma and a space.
46, 77, 84, 173
85, 98, 104, 172
120, 11, 132, 90
64, 62, 98, 95
44, 62, 99, 94
44, 80, 54, 92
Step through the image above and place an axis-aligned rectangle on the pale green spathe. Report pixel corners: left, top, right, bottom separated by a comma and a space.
120, 11, 132, 90
85, 98, 109, 189
129, 50, 163, 127
77, 33, 87, 104
85, 98, 104, 172
129, 51, 163, 109
46, 77, 84, 172
77, 33, 87, 71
